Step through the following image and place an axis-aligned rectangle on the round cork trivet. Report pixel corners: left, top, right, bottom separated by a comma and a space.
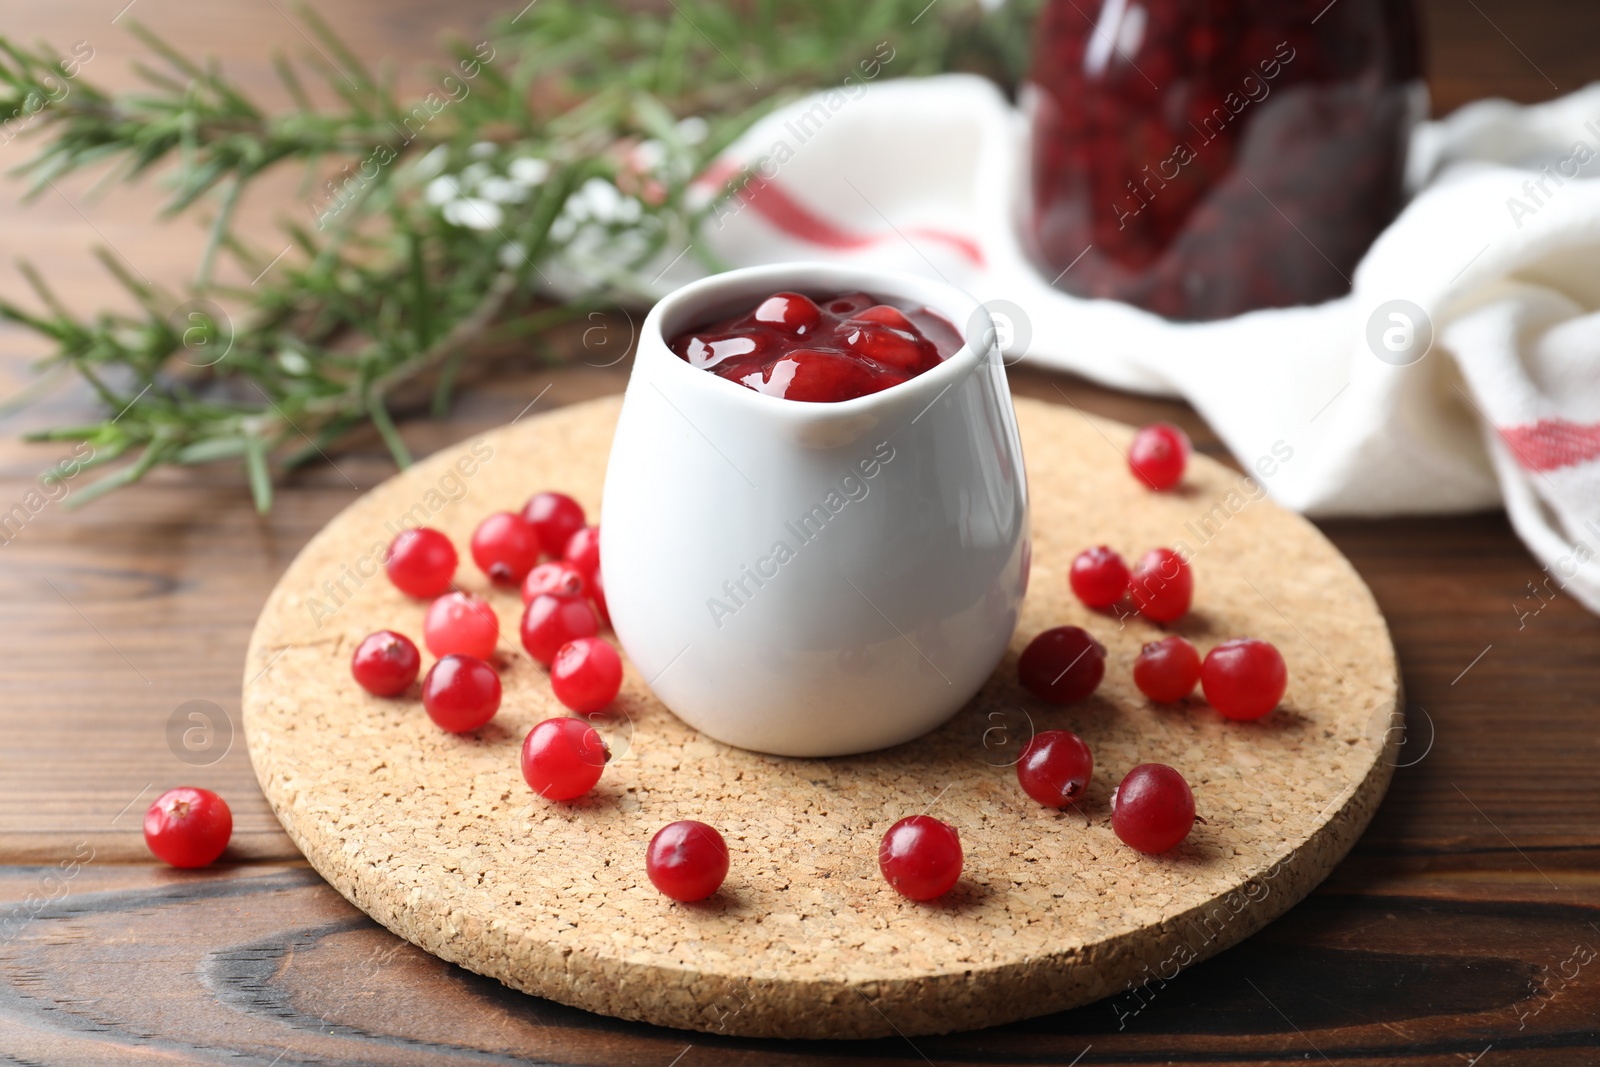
242, 394, 1400, 1039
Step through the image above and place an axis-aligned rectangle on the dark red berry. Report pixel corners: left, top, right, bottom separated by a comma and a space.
1016, 730, 1093, 808
143, 787, 232, 868
753, 291, 821, 334
1129, 548, 1193, 624
853, 303, 915, 331
521, 492, 586, 559
646, 820, 730, 902
421, 654, 501, 733
550, 637, 623, 714
1069, 545, 1130, 608
522, 560, 587, 604
520, 593, 600, 666
1201, 638, 1288, 720
471, 511, 542, 586
563, 525, 601, 580
1018, 626, 1106, 704
878, 815, 963, 900
841, 322, 935, 371
1128, 423, 1190, 491
733, 349, 904, 403
1134, 635, 1202, 703
424, 592, 499, 660
520, 717, 608, 800
351, 630, 421, 697
590, 567, 610, 627
1112, 764, 1196, 854
386, 527, 457, 598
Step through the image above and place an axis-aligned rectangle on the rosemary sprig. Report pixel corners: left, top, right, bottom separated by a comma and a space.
0, 0, 1037, 510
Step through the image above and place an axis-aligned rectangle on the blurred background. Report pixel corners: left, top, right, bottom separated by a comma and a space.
0, 1, 1596, 1063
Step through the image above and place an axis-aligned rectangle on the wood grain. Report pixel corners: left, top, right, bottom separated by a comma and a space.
0, 0, 1598, 1063
1, 858, 1595, 1063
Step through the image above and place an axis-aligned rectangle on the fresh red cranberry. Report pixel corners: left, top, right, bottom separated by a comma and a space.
520, 593, 600, 665
522, 560, 587, 604
878, 815, 963, 900
351, 630, 421, 697
520, 716, 608, 800
646, 820, 730, 902
1016, 730, 1093, 808
143, 787, 232, 868
521, 492, 586, 559
1130, 548, 1193, 623
1134, 635, 1202, 703
589, 567, 610, 627
470, 512, 542, 585
421, 654, 501, 732
550, 637, 623, 713
753, 291, 822, 334
1201, 638, 1288, 720
424, 592, 499, 660
563, 525, 601, 580
1018, 626, 1106, 704
1069, 545, 1130, 608
667, 290, 962, 403
1112, 764, 1196, 854
1128, 423, 1190, 491
386, 527, 457, 598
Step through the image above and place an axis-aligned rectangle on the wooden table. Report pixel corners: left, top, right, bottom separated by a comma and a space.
2, 1, 1597, 1063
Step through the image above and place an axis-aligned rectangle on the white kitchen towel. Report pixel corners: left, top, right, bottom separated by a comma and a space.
666, 73, 1600, 614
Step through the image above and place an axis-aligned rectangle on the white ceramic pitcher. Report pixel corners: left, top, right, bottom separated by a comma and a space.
600, 263, 1029, 757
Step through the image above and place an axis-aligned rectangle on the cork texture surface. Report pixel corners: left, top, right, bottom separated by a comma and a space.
242, 394, 1401, 1038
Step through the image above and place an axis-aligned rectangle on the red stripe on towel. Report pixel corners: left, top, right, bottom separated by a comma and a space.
698, 160, 984, 267
1499, 418, 1600, 471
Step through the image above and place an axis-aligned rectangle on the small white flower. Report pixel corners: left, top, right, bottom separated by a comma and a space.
413, 145, 449, 180
615, 196, 643, 223
469, 141, 497, 159
498, 241, 528, 268
442, 198, 503, 230
510, 157, 551, 186
550, 214, 578, 242
425, 175, 462, 206
632, 139, 667, 172
479, 177, 527, 204
676, 116, 709, 145
574, 177, 623, 221
460, 161, 492, 188
277, 349, 312, 375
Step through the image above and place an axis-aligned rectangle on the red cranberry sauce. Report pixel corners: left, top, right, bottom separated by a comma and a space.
667, 291, 963, 403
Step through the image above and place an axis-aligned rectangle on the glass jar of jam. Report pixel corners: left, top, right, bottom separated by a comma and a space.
1025, 0, 1424, 321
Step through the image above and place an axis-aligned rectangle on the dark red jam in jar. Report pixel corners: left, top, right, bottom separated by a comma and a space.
668, 291, 963, 403
1026, 0, 1424, 321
